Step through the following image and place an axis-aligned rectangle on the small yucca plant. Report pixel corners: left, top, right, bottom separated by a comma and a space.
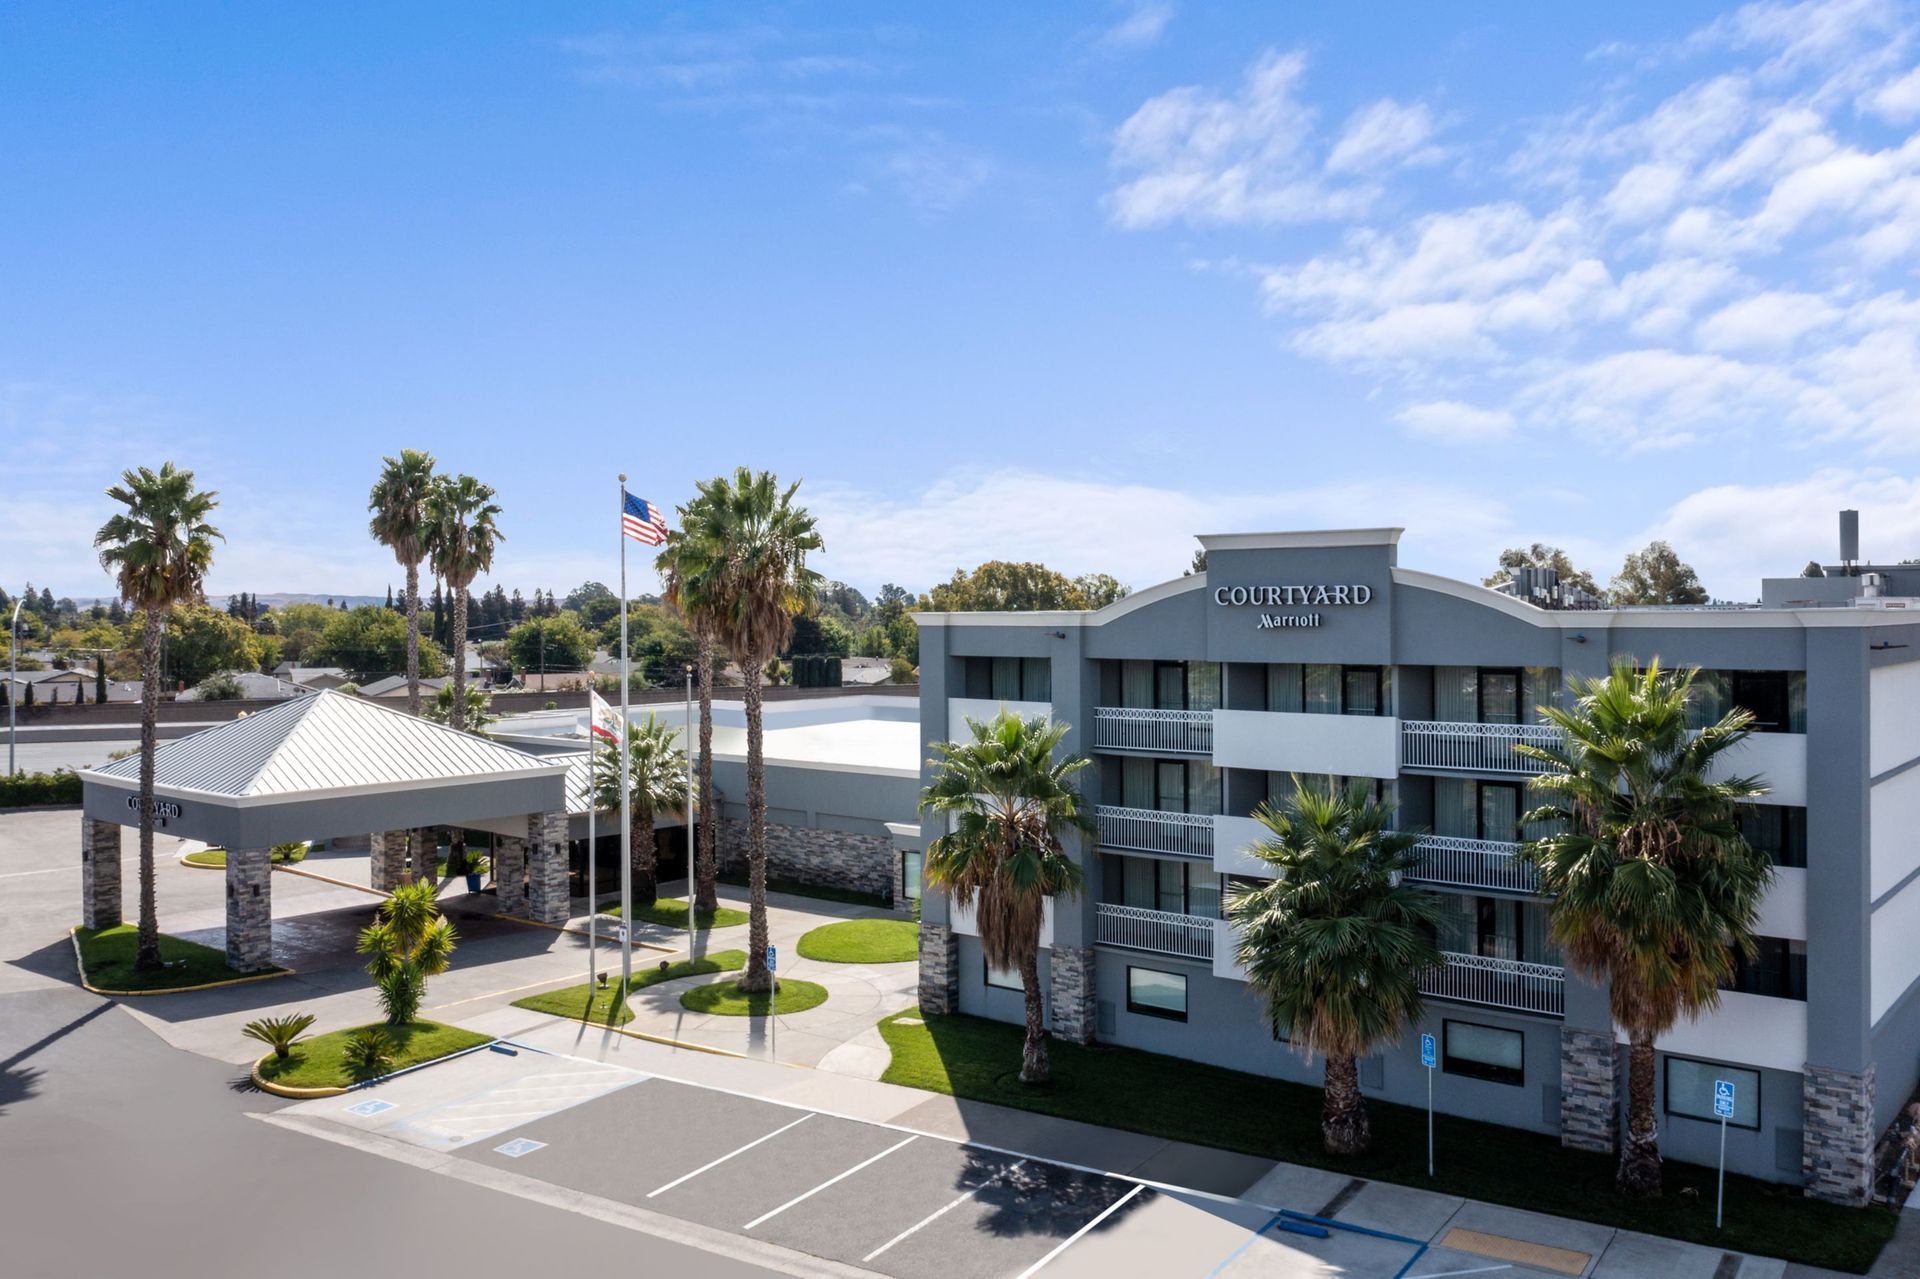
241, 1012, 317, 1061
341, 1028, 395, 1081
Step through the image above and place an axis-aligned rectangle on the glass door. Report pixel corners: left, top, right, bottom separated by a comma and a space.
1479, 669, 1521, 724
1155, 760, 1188, 813
1478, 782, 1521, 842
1154, 662, 1187, 710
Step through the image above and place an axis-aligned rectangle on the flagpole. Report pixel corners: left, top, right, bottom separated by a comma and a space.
685, 662, 695, 946
618, 475, 633, 994
586, 708, 597, 991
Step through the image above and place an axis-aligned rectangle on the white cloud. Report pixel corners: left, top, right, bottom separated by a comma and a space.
1696, 289, 1843, 350
1325, 99, 1440, 175
1604, 162, 1687, 222
1867, 64, 1920, 118
1395, 400, 1516, 442
1096, 1, 1176, 53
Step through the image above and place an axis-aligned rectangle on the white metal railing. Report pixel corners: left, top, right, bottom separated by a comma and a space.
1407, 835, 1539, 895
1094, 903, 1215, 961
1092, 706, 1214, 755
1421, 951, 1564, 1016
1096, 805, 1215, 859
1400, 720, 1562, 775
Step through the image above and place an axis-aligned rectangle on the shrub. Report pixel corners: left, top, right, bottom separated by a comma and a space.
0, 770, 82, 808
242, 1012, 317, 1061
543, 699, 557, 710
357, 880, 457, 1026
269, 842, 308, 865
889, 656, 915, 685
194, 671, 245, 701
341, 1027, 395, 1080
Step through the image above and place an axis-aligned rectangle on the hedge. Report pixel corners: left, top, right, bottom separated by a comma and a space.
0, 770, 83, 807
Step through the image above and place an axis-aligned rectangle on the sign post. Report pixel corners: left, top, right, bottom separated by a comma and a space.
768, 945, 778, 1061
1421, 1033, 1438, 1177
1713, 1079, 1736, 1228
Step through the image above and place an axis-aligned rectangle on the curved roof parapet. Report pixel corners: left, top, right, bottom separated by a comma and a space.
1197, 528, 1403, 551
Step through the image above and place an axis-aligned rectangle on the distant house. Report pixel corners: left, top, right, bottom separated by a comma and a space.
356, 674, 450, 699
840, 657, 896, 687
4, 668, 92, 703
177, 672, 312, 702
273, 663, 351, 691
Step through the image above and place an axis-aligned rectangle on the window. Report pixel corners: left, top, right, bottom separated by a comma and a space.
1724, 937, 1807, 1000
901, 851, 922, 903
1443, 1020, 1524, 1085
1103, 854, 1222, 919
1480, 669, 1521, 725
1665, 1058, 1759, 1129
1154, 662, 1187, 710
1343, 667, 1383, 717
1687, 670, 1807, 733
965, 656, 1051, 702
1126, 967, 1188, 1021
1304, 664, 1342, 714
1477, 783, 1521, 842
984, 961, 1022, 991
1738, 805, 1808, 869
1022, 657, 1052, 703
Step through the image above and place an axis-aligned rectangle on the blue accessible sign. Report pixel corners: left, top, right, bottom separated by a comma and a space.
767, 945, 777, 972
1420, 1033, 1437, 1069
1714, 1079, 1736, 1119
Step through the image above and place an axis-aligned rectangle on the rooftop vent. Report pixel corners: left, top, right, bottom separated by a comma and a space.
1841, 509, 1860, 573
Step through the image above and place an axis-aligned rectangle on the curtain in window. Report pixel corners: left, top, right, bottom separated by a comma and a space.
1190, 762, 1223, 816
1433, 778, 1477, 839
1521, 667, 1560, 724
1156, 761, 1187, 813
1154, 663, 1186, 710
1478, 784, 1520, 841
1519, 901, 1561, 965
1156, 859, 1185, 913
1433, 893, 1477, 953
991, 657, 1021, 701
1022, 657, 1051, 704
1686, 669, 1730, 729
1266, 771, 1296, 808
1479, 671, 1520, 725
1187, 661, 1221, 711
1304, 665, 1341, 714
1187, 871, 1223, 919
1123, 757, 1154, 809
1267, 664, 1303, 712
1788, 672, 1807, 732
1122, 660, 1154, 709
1342, 668, 1381, 716
1435, 666, 1477, 722
1122, 856, 1156, 909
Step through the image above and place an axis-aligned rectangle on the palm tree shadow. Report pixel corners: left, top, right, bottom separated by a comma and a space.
966, 1156, 1153, 1240
0, 1065, 45, 1116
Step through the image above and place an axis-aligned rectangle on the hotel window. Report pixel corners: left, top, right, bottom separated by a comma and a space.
1687, 670, 1807, 733
1434, 778, 1555, 843
1266, 772, 1385, 809
964, 656, 1051, 702
1436, 667, 1559, 724
1443, 1020, 1524, 1086
1723, 937, 1807, 1000
985, 961, 1022, 991
1665, 1058, 1759, 1129
1432, 893, 1561, 966
1126, 967, 1188, 1021
1738, 805, 1807, 869
1269, 664, 1388, 716
1109, 757, 1223, 814
1343, 667, 1383, 717
1102, 854, 1221, 919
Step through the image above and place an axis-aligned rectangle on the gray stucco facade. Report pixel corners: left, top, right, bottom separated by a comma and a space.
916, 528, 1920, 1203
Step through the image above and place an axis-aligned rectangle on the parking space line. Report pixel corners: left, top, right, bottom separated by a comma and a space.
742, 1135, 918, 1231
645, 1113, 815, 1199
1013, 1182, 1144, 1278
860, 1158, 1028, 1263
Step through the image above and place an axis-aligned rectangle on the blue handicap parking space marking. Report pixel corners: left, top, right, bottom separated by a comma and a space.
345, 1098, 396, 1117
494, 1138, 547, 1158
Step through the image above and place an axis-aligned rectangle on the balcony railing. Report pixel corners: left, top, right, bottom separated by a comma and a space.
1407, 835, 1539, 895
1096, 805, 1215, 859
1094, 903, 1215, 961
1421, 951, 1564, 1016
1092, 707, 1214, 755
1401, 720, 1562, 775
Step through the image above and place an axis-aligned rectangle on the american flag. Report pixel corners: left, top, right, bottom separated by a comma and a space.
622, 491, 669, 546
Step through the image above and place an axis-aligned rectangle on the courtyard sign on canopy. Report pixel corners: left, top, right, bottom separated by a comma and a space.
1213, 582, 1373, 631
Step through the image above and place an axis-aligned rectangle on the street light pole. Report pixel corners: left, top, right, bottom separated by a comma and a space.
8, 595, 22, 776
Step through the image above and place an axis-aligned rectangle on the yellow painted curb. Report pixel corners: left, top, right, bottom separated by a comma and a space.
541, 1012, 768, 1062
250, 1052, 349, 1099
495, 912, 677, 954
69, 926, 295, 997
178, 852, 224, 870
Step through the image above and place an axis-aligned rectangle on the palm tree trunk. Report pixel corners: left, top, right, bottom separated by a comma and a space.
737, 659, 772, 993
1618, 1032, 1663, 1196
133, 608, 163, 971
450, 586, 468, 732
634, 806, 658, 908
1322, 1054, 1371, 1155
1018, 951, 1050, 1085
694, 628, 718, 914
404, 559, 421, 716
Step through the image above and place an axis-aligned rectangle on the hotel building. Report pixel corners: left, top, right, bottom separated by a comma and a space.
909, 524, 1920, 1204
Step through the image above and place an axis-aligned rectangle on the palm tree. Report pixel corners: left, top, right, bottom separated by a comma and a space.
1520, 658, 1772, 1197
921, 711, 1092, 1084
683, 468, 822, 993
424, 473, 503, 735
591, 714, 690, 912
94, 464, 222, 972
366, 449, 437, 716
1227, 779, 1441, 1156
356, 880, 458, 1026
659, 491, 726, 915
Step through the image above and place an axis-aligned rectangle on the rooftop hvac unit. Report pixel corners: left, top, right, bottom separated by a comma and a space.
1841, 509, 1860, 568
1863, 572, 1885, 598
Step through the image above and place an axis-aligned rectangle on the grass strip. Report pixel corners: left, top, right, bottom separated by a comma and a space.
601, 897, 750, 931
680, 978, 828, 1017
513, 949, 748, 1026
795, 918, 918, 964
74, 923, 282, 991
255, 1020, 490, 1090
181, 844, 308, 868
875, 1011, 1896, 1273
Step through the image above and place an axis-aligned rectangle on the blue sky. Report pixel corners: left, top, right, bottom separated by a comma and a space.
6, 0, 1920, 602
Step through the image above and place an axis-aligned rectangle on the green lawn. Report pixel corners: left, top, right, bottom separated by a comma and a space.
255, 1020, 491, 1089
718, 872, 890, 910
796, 918, 918, 964
602, 897, 751, 930
680, 978, 828, 1017
181, 843, 308, 868
74, 923, 282, 991
877, 1011, 1896, 1273
513, 950, 748, 1026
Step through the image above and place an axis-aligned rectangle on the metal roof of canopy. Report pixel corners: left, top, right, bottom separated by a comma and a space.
79, 689, 569, 848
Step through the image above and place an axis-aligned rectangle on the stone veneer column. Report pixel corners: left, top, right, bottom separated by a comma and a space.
1049, 944, 1096, 1045
224, 845, 273, 973
494, 836, 527, 917
1559, 1027, 1619, 1153
918, 922, 959, 1015
1804, 1063, 1875, 1205
413, 828, 438, 885
80, 819, 123, 929
370, 830, 406, 893
524, 811, 570, 925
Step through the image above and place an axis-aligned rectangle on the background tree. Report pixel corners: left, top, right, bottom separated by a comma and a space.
1184, 549, 1208, 576
274, 602, 335, 663
95, 462, 223, 972
158, 603, 262, 685
921, 711, 1092, 1084
921, 560, 1131, 612
311, 606, 448, 677
367, 448, 438, 715
1485, 544, 1600, 596
564, 580, 622, 629
425, 473, 503, 732
591, 715, 689, 911
1519, 659, 1771, 1196
356, 880, 457, 1026
421, 683, 495, 735
1228, 779, 1440, 1155
1608, 540, 1709, 605
506, 614, 593, 676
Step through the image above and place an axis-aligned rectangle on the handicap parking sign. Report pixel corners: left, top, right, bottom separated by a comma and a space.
1420, 1033, 1437, 1069
1714, 1079, 1736, 1118
767, 945, 777, 972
